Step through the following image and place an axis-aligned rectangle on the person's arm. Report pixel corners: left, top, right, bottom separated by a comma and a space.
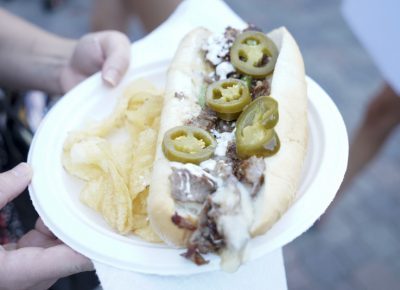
0, 9, 74, 94
0, 8, 131, 94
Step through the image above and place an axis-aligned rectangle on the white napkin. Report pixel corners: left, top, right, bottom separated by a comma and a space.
95, 1, 287, 289
94, 249, 287, 290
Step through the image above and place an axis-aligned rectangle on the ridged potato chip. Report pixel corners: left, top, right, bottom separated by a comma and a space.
62, 79, 163, 241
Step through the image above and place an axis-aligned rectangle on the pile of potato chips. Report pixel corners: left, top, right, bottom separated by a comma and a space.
62, 79, 163, 242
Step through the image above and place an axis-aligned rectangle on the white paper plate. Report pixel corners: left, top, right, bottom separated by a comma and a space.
28, 59, 348, 276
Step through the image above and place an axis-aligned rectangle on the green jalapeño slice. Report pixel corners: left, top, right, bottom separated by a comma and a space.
206, 78, 251, 121
235, 96, 280, 158
230, 31, 278, 78
163, 126, 216, 164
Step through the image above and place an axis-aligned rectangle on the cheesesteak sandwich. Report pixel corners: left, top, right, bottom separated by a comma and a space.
148, 26, 308, 271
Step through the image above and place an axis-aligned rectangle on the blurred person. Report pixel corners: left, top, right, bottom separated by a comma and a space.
328, 0, 400, 212
341, 83, 400, 190
340, 0, 400, 189
91, 0, 181, 34
0, 8, 130, 290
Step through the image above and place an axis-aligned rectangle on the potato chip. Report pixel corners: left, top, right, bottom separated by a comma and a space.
62, 79, 163, 240
130, 188, 162, 242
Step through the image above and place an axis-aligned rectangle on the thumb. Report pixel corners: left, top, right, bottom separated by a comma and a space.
99, 31, 131, 86
0, 163, 32, 209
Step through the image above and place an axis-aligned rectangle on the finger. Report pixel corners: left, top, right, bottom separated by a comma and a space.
2, 243, 17, 250
98, 31, 131, 86
0, 163, 32, 209
30, 279, 58, 290
36, 245, 94, 278
35, 218, 56, 239
17, 219, 59, 249
71, 35, 104, 75
2, 244, 94, 283
17, 229, 60, 248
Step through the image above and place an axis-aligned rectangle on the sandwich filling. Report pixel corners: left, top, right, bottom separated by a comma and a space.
163, 27, 280, 271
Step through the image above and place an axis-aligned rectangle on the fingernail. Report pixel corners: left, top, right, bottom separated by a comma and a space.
103, 68, 119, 86
11, 163, 32, 178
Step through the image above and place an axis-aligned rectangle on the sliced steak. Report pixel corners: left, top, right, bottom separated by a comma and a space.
252, 79, 271, 99
171, 213, 197, 231
185, 108, 218, 131
234, 156, 265, 197
182, 199, 225, 265
170, 167, 217, 204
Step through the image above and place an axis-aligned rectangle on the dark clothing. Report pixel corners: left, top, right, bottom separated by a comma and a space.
0, 203, 24, 244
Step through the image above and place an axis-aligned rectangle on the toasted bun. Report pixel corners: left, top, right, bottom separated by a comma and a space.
250, 27, 308, 236
148, 27, 307, 246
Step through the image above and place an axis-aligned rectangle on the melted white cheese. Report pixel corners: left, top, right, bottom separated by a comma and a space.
212, 130, 235, 156
171, 162, 220, 217
170, 162, 219, 184
200, 159, 217, 171
176, 201, 203, 217
216, 61, 236, 80
211, 180, 254, 272
171, 159, 258, 271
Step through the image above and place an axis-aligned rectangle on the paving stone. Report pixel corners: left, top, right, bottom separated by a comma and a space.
358, 223, 400, 260
332, 280, 358, 290
318, 214, 353, 247
353, 260, 400, 290
286, 266, 316, 290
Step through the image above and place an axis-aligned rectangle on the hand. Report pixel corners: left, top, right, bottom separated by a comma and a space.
59, 31, 131, 93
0, 10, 130, 94
0, 163, 93, 290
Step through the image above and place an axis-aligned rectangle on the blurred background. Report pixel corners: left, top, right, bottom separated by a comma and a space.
0, 0, 399, 289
